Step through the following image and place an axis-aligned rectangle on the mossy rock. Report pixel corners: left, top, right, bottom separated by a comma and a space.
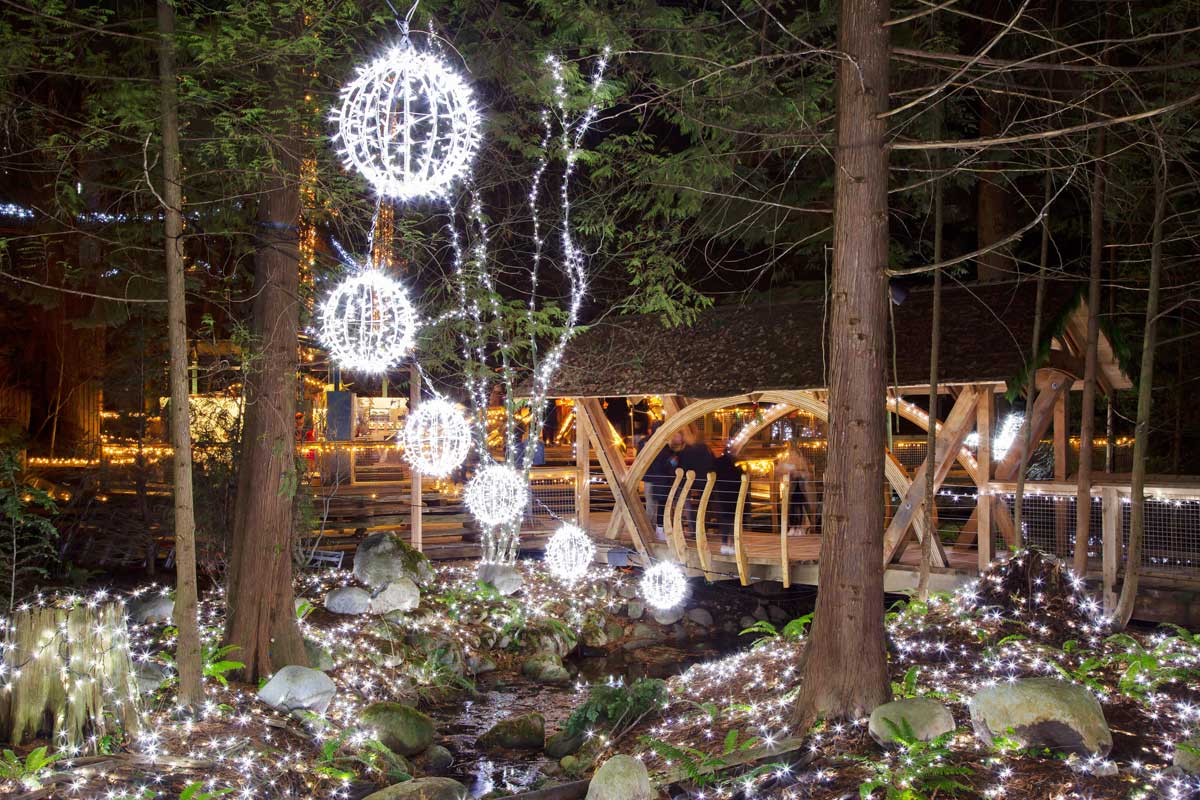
521, 652, 570, 685
545, 729, 585, 758
478, 712, 545, 750
361, 777, 469, 800
355, 532, 435, 588
362, 701, 436, 756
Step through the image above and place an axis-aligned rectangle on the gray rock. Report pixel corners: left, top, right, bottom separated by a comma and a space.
582, 622, 609, 647
129, 595, 174, 625
476, 562, 523, 596
304, 638, 335, 671
617, 582, 639, 599
362, 702, 436, 756
534, 628, 578, 658
767, 605, 788, 623
355, 532, 435, 589
479, 712, 545, 750
325, 586, 371, 614
605, 621, 625, 641
652, 606, 684, 626
630, 623, 659, 641
585, 754, 653, 800
752, 605, 769, 621
625, 600, 645, 620
370, 577, 421, 614
522, 653, 571, 685
361, 777, 469, 800
466, 655, 497, 675
869, 698, 955, 746
258, 665, 336, 715
134, 661, 167, 695
1175, 736, 1200, 774
738, 615, 756, 629
685, 607, 714, 627
412, 744, 454, 775
546, 729, 585, 758
969, 678, 1112, 756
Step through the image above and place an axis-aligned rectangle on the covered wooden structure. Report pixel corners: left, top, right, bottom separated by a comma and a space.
545, 280, 1197, 611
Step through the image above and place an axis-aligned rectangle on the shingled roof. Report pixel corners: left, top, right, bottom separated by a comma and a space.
545, 280, 1107, 399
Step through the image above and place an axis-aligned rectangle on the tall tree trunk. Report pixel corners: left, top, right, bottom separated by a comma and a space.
919, 142, 944, 602
157, 0, 203, 708
1013, 171, 1051, 542
791, 0, 891, 725
1074, 132, 1106, 577
1114, 148, 1166, 629
223, 96, 307, 680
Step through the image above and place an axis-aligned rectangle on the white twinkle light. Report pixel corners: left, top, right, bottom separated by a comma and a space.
641, 562, 687, 610
319, 270, 417, 372
993, 412, 1024, 461
544, 523, 596, 584
464, 464, 529, 527
402, 397, 471, 477
332, 43, 480, 200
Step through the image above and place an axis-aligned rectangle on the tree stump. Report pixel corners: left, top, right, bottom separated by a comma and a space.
0, 600, 141, 750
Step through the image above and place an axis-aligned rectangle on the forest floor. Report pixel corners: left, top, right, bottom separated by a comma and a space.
0, 554, 1198, 799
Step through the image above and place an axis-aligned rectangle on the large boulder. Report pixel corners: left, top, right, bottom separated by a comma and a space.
522, 653, 570, 685
585, 754, 653, 800
1175, 736, 1200, 775
969, 678, 1112, 756
685, 607, 714, 627
326, 586, 371, 614
363, 702, 436, 756
361, 777, 469, 800
625, 601, 645, 620
478, 712, 545, 750
355, 533, 434, 589
129, 595, 174, 625
869, 698, 956, 746
412, 744, 454, 776
477, 562, 523, 596
370, 577, 421, 615
651, 606, 684, 626
258, 665, 336, 716
545, 729, 585, 759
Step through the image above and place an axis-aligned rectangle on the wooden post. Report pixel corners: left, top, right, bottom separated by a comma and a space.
977, 388, 994, 572
671, 470, 696, 563
409, 364, 422, 552
733, 473, 750, 586
663, 468, 683, 557
695, 471, 715, 576
575, 408, 591, 531
577, 398, 653, 555
779, 479, 791, 588
1054, 392, 1069, 555
0, 602, 141, 750
1101, 486, 1120, 612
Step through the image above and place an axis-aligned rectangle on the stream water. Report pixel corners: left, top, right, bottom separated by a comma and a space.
432, 637, 744, 797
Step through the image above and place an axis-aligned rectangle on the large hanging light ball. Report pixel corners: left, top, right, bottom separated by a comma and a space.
641, 562, 687, 610
333, 44, 481, 200
403, 397, 471, 477
319, 270, 417, 373
544, 523, 596, 584
464, 464, 529, 527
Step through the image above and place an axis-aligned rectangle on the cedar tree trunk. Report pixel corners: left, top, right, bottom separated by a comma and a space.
791, 0, 891, 725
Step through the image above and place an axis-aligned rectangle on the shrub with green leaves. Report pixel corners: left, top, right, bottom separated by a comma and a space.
852, 722, 972, 800
565, 678, 667, 739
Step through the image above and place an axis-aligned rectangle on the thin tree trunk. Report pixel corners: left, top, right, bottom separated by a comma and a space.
791, 0, 891, 725
919, 143, 943, 602
1114, 148, 1166, 629
1074, 132, 1105, 577
157, 0, 203, 708
222, 90, 307, 680
1013, 171, 1051, 542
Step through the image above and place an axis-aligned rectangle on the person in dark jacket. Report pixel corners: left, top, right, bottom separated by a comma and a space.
712, 449, 744, 552
644, 429, 684, 539
678, 433, 715, 535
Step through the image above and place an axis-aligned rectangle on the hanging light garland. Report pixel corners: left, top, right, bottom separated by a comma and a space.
332, 41, 480, 200
318, 269, 417, 373
402, 396, 471, 477
544, 523, 595, 584
993, 412, 1024, 461
464, 464, 529, 527
641, 561, 687, 610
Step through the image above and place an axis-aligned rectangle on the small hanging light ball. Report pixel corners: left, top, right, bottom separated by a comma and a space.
544, 523, 595, 584
641, 562, 687, 610
403, 397, 472, 478
333, 43, 481, 200
319, 270, 417, 373
464, 464, 529, 527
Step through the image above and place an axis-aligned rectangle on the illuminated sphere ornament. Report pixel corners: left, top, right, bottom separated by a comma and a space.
319, 271, 417, 373
641, 562, 687, 610
464, 464, 529, 527
544, 523, 595, 584
403, 397, 471, 477
333, 43, 481, 200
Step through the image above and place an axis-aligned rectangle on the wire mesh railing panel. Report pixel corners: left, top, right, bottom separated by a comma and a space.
1125, 496, 1200, 575
527, 475, 576, 527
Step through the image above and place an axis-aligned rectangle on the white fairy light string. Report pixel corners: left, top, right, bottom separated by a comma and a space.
464, 464, 530, 528
318, 268, 417, 373
993, 412, 1024, 461
544, 523, 596, 584
402, 396, 471, 477
331, 35, 480, 200
641, 561, 688, 610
